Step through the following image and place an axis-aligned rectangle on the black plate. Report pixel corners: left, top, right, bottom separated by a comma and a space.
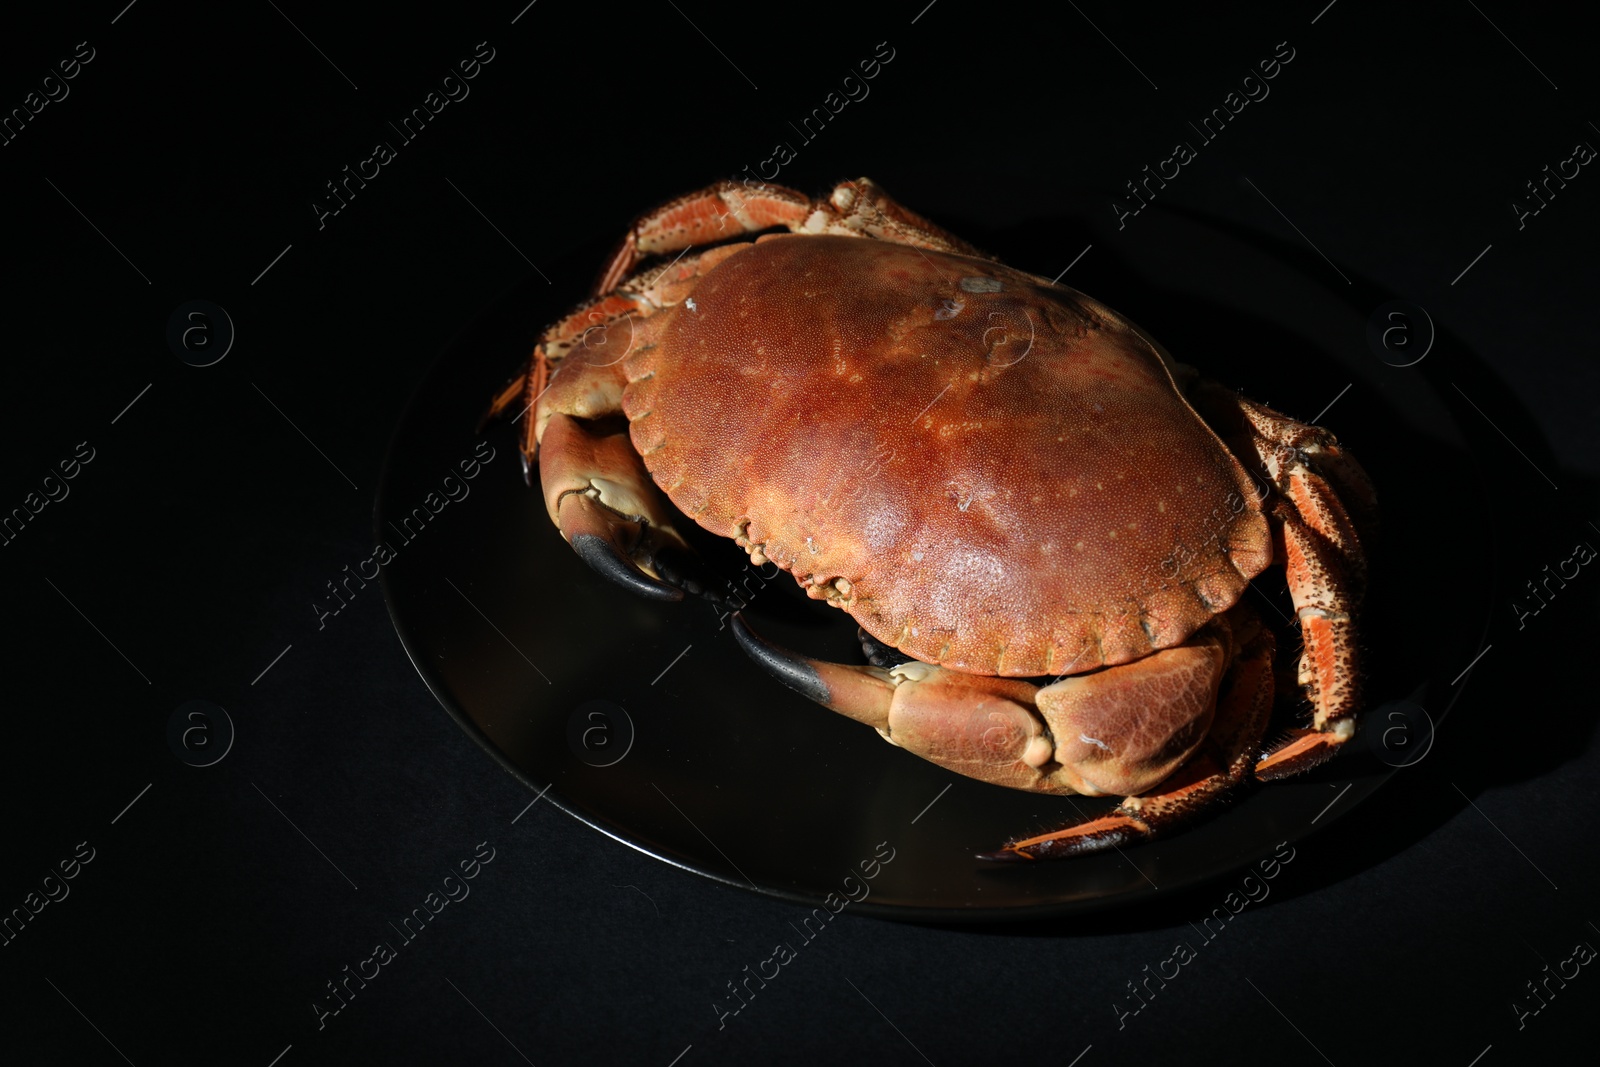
377, 198, 1491, 920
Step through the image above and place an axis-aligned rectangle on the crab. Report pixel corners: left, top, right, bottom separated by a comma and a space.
486, 177, 1377, 860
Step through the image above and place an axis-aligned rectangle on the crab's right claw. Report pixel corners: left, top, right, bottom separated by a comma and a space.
559, 493, 683, 602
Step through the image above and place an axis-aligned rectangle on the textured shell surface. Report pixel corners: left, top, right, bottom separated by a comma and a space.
622, 234, 1271, 677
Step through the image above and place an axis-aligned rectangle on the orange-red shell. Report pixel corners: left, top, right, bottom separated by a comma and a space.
622, 234, 1272, 677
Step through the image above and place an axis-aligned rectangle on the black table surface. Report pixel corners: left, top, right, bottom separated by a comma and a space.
3, 3, 1595, 1063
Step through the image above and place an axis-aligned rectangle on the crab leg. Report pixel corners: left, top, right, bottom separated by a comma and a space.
820, 178, 992, 259
1231, 394, 1375, 592
1233, 392, 1379, 549
1253, 506, 1362, 778
481, 291, 648, 471
597, 181, 814, 295
1190, 382, 1375, 778
596, 177, 993, 294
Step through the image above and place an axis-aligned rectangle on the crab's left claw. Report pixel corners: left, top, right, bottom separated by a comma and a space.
730, 614, 897, 723
736, 610, 1281, 863
730, 615, 1084, 794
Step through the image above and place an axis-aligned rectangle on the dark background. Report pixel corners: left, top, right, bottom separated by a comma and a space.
3, 1, 1596, 1063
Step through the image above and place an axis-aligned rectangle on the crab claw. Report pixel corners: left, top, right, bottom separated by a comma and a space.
562, 498, 750, 606
541, 413, 696, 602
730, 615, 1063, 785
560, 494, 683, 602
736, 614, 1236, 804
732, 613, 1282, 864
730, 614, 895, 722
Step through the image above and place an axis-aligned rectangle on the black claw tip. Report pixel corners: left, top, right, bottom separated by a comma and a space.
729, 613, 832, 706
520, 450, 533, 487
572, 534, 684, 602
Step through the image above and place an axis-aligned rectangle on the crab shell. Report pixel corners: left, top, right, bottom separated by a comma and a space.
619, 233, 1273, 678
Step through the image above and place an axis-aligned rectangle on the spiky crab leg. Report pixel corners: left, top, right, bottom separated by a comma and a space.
1191, 383, 1376, 779
595, 177, 993, 295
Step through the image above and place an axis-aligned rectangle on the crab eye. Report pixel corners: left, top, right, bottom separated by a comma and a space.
935, 298, 965, 320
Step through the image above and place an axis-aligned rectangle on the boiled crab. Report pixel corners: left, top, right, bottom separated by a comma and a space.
486, 177, 1377, 860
